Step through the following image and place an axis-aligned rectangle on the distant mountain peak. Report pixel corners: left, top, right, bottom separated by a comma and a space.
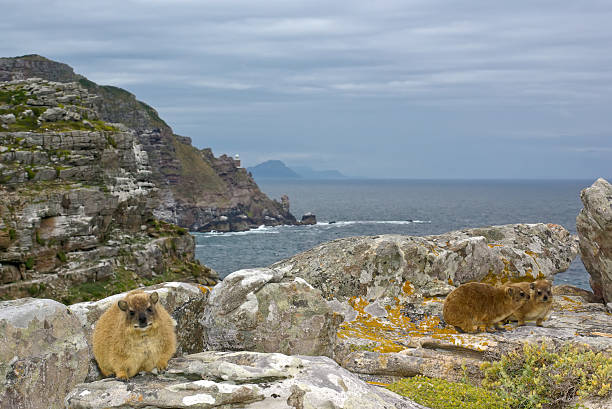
247, 160, 301, 179
247, 160, 347, 180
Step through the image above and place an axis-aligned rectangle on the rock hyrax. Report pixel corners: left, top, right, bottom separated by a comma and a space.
93, 290, 176, 379
508, 280, 553, 326
443, 282, 529, 333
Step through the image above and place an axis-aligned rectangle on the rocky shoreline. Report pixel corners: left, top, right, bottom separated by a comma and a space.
1, 175, 611, 408
0, 55, 299, 233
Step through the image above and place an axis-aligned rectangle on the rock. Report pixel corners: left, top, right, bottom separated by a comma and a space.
553, 284, 601, 303
577, 177, 612, 303
268, 224, 609, 384
272, 223, 578, 302
332, 293, 612, 383
201, 268, 343, 357
0, 298, 89, 409
0, 114, 16, 124
40, 107, 66, 122
300, 212, 317, 225
0, 80, 219, 302
68, 282, 210, 381
65, 351, 422, 409
20, 109, 34, 118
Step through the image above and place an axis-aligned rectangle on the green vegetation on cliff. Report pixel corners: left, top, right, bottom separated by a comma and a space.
171, 137, 227, 203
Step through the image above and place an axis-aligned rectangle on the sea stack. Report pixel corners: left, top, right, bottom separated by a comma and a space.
301, 213, 317, 225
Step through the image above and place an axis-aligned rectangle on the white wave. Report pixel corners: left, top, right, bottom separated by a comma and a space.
318, 220, 431, 226
193, 224, 282, 238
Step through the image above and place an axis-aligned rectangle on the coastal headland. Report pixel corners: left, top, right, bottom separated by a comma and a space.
0, 56, 611, 409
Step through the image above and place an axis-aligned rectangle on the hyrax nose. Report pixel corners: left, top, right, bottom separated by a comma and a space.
543, 295, 548, 301
139, 313, 147, 325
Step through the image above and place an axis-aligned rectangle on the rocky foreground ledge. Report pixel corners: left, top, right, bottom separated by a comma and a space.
2, 219, 611, 409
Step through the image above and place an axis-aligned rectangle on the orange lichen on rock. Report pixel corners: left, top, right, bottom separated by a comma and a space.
338, 296, 491, 354
402, 280, 415, 295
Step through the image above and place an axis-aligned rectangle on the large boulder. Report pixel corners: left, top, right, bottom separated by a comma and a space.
68, 282, 210, 381
272, 223, 578, 302
201, 268, 343, 357
65, 351, 423, 409
577, 178, 612, 304
0, 298, 89, 409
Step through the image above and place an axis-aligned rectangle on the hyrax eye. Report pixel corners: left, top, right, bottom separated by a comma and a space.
129, 310, 135, 316
537, 290, 542, 295
520, 292, 525, 297
147, 307, 153, 313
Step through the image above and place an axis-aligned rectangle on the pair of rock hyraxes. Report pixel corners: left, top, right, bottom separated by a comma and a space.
93, 290, 176, 379
443, 280, 553, 333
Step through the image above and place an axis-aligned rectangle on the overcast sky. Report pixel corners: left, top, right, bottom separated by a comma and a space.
2, 0, 611, 178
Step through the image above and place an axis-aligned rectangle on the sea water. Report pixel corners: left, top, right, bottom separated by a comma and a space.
193, 179, 594, 289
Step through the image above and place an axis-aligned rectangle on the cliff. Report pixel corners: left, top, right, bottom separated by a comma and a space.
0, 76, 218, 303
0, 55, 297, 232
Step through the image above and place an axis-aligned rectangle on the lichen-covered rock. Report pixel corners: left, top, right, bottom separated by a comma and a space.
201, 268, 343, 357
65, 351, 424, 409
68, 282, 210, 381
272, 223, 578, 302
577, 177, 612, 304
0, 298, 89, 409
332, 289, 612, 384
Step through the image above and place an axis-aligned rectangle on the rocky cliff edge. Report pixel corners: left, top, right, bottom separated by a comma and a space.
0, 54, 297, 232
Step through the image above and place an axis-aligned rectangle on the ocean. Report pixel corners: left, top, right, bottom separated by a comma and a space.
193, 179, 595, 290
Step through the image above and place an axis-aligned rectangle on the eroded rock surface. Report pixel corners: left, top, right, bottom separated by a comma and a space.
65, 351, 424, 409
577, 177, 612, 304
333, 290, 612, 383
201, 268, 343, 357
272, 223, 578, 302
1, 55, 298, 233
0, 298, 89, 409
0, 78, 217, 302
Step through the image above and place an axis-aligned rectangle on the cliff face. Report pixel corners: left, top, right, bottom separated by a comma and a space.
0, 77, 217, 303
0, 55, 297, 231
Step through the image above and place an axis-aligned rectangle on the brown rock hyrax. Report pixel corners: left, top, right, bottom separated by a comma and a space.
93, 290, 176, 379
508, 280, 553, 326
443, 282, 529, 333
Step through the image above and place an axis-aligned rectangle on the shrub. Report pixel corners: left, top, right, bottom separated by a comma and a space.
24, 257, 35, 270
35, 230, 45, 246
56, 251, 67, 263
8, 229, 17, 241
387, 375, 510, 409
481, 343, 612, 408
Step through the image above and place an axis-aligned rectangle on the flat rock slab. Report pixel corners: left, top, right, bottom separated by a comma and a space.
65, 351, 425, 409
333, 292, 612, 383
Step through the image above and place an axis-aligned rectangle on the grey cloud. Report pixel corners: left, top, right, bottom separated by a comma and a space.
1, 0, 611, 178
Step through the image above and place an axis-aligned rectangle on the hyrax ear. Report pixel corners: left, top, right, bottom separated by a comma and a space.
530, 282, 536, 290
118, 300, 128, 311
506, 287, 514, 296
149, 292, 159, 304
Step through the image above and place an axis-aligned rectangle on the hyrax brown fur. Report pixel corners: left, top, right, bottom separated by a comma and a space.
443, 282, 529, 333
507, 280, 553, 326
93, 290, 176, 379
